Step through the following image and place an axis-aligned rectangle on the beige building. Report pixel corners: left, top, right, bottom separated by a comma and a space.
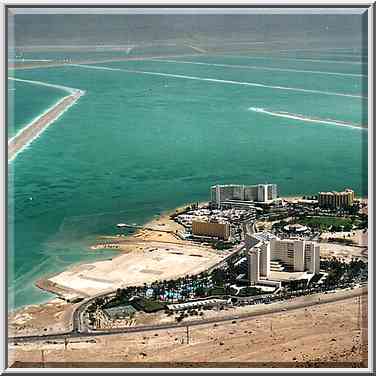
318, 189, 355, 209
191, 220, 230, 240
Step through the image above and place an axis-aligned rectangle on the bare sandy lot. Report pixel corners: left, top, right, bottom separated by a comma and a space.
8, 299, 76, 337
320, 229, 368, 247
319, 241, 367, 262
9, 294, 368, 368
45, 204, 224, 297
49, 243, 223, 297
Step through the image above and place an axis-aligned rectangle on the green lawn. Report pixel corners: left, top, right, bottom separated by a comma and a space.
297, 216, 353, 231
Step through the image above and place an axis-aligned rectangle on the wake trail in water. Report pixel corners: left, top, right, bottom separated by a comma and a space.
186, 44, 207, 53
150, 59, 365, 77
10, 59, 53, 62
277, 53, 367, 60
216, 54, 367, 66
8, 77, 80, 94
248, 107, 366, 130
70, 64, 365, 99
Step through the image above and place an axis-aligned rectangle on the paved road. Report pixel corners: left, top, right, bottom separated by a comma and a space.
9, 287, 367, 344
33, 240, 246, 337
70, 244, 246, 332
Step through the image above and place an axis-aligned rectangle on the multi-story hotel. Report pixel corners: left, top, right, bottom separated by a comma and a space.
269, 238, 320, 274
248, 240, 271, 283
246, 234, 320, 284
211, 183, 278, 206
318, 188, 355, 209
191, 220, 231, 240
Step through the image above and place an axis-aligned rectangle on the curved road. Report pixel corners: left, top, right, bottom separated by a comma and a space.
9, 287, 367, 344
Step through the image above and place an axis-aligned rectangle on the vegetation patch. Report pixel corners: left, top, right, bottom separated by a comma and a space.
213, 240, 234, 250
296, 216, 354, 231
130, 297, 167, 313
326, 237, 355, 246
237, 286, 263, 297
321, 258, 367, 287
207, 286, 226, 296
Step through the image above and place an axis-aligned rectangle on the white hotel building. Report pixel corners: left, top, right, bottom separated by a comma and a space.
247, 234, 320, 284
211, 184, 278, 206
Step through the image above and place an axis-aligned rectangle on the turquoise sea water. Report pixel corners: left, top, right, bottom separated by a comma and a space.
8, 51, 368, 310
7, 79, 66, 139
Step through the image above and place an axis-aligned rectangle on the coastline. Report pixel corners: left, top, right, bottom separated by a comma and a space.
9, 201, 199, 315
7, 201, 220, 334
14, 195, 367, 309
9, 195, 367, 311
8, 89, 85, 162
15, 202, 207, 305
41, 201, 225, 299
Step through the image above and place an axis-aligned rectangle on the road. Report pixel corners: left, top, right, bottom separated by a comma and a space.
70, 243, 246, 332
8, 286, 367, 344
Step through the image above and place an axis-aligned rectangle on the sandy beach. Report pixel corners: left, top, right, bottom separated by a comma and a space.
48, 244, 223, 297
35, 202, 224, 299
8, 89, 84, 161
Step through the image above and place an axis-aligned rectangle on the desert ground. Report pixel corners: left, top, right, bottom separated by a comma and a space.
8, 299, 76, 337
9, 294, 368, 368
48, 243, 222, 296
319, 229, 368, 262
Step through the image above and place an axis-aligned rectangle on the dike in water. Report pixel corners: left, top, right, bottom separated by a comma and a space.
8, 89, 85, 162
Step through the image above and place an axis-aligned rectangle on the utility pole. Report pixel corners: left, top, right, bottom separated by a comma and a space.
357, 295, 362, 357
41, 349, 45, 368
270, 320, 273, 337
357, 295, 361, 332
186, 325, 190, 345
